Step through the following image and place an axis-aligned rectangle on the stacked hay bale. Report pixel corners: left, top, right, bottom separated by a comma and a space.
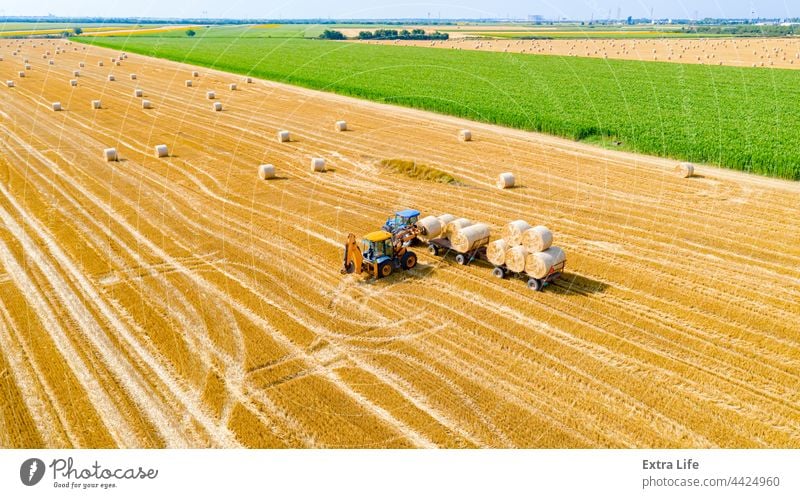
497, 219, 565, 278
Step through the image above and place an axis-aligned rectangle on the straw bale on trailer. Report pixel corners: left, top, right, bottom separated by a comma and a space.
451, 223, 490, 253
437, 214, 456, 229
486, 239, 509, 266
524, 247, 566, 279
504, 246, 528, 273
444, 218, 473, 238
417, 216, 443, 238
521, 226, 553, 253
502, 220, 531, 246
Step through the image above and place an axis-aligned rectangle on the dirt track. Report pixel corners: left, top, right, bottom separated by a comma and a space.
368, 37, 800, 69
0, 38, 799, 448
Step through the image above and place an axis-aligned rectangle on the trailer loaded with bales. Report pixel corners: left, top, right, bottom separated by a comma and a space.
342, 209, 566, 291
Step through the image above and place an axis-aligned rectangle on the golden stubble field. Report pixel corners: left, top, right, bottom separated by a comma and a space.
0, 38, 799, 448
369, 37, 800, 69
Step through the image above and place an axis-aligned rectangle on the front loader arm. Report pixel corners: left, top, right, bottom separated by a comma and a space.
341, 233, 363, 274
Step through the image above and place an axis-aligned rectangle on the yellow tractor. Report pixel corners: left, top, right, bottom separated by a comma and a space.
341, 226, 419, 278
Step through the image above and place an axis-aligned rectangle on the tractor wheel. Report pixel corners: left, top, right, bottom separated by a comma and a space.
402, 252, 417, 270
527, 278, 543, 292
343, 261, 355, 274
427, 244, 439, 256
455, 253, 468, 265
491, 267, 505, 279
378, 262, 393, 278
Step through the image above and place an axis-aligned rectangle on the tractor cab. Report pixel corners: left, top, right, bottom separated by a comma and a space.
362, 231, 394, 263
382, 209, 420, 234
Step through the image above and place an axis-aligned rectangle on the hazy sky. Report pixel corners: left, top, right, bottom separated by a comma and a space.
0, 0, 795, 21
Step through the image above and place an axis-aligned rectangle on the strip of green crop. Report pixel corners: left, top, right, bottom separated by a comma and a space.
80, 33, 800, 180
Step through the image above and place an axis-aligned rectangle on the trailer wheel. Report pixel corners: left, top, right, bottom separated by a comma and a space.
492, 267, 505, 279
379, 262, 393, 278
427, 244, 439, 256
455, 254, 468, 265
527, 278, 543, 291
402, 252, 417, 270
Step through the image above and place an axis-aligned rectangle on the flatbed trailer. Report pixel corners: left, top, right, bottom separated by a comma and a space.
425, 237, 489, 266
490, 260, 565, 292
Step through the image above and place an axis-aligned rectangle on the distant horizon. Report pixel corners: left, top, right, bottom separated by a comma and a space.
0, 0, 796, 23
2, 15, 799, 23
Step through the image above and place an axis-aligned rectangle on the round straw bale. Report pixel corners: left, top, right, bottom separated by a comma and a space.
17, 71, 24, 77
91, 100, 101, 109
444, 218, 473, 238
258, 164, 276, 179
524, 246, 566, 279
25, 64, 31, 70
417, 216, 443, 238
245, 77, 253, 83
206, 91, 215, 99
133, 88, 143, 97
6, 80, 14, 88
185, 80, 193, 87
502, 220, 531, 245
311, 158, 326, 172
130, 73, 137, 80
277, 130, 290, 142
52, 102, 61, 111
79, 62, 85, 67
98, 61, 103, 66
72, 70, 79, 76
521, 225, 553, 253
154, 144, 168, 158
192, 70, 199, 77
451, 223, 491, 253
504, 246, 529, 273
141, 100, 152, 109
48, 59, 54, 65
107, 74, 115, 81
229, 83, 237, 91
70, 79, 78, 86
437, 214, 456, 229
675, 162, 695, 178
486, 239, 509, 266
335, 120, 348, 131
115, 61, 121, 66
458, 129, 472, 141
497, 172, 515, 189
213, 102, 222, 111
103, 148, 118, 161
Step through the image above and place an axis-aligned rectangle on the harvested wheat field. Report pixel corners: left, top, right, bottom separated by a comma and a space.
370, 37, 800, 69
0, 39, 799, 449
